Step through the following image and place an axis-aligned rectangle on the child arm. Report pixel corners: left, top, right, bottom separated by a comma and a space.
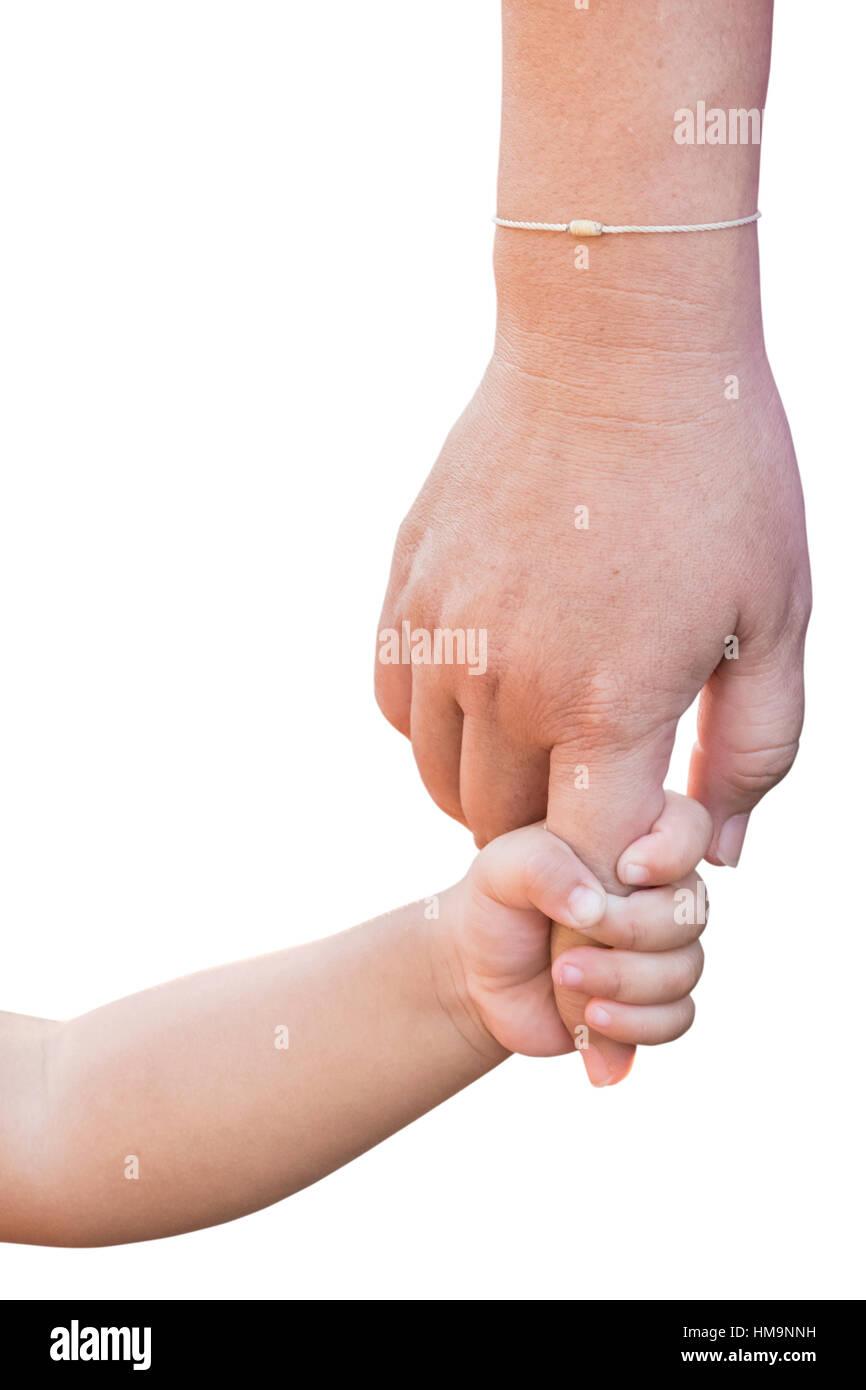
1, 906, 503, 1247
1, 797, 709, 1246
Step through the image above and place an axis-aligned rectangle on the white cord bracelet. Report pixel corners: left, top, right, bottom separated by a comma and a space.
493, 211, 761, 236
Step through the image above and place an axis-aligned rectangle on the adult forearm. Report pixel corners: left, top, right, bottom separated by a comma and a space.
495, 0, 772, 366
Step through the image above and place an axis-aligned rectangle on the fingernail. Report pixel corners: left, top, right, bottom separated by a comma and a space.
582, 1043, 613, 1088
718, 812, 749, 867
587, 1004, 611, 1027
559, 963, 584, 987
619, 862, 651, 886
566, 885, 605, 928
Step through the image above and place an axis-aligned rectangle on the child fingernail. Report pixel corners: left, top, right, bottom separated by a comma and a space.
587, 1004, 611, 1027
620, 862, 650, 886
567, 885, 605, 927
559, 963, 584, 987
718, 812, 749, 867
582, 1044, 613, 1088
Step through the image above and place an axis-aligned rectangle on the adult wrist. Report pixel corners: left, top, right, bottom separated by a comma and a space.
489, 224, 773, 435
493, 226, 765, 360
495, 0, 772, 368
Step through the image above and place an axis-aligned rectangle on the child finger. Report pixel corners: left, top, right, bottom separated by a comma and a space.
474, 823, 607, 929
584, 996, 696, 1046
616, 791, 713, 887
586, 872, 710, 951
556, 941, 704, 1006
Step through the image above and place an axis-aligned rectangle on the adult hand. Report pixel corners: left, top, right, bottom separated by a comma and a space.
376, 338, 809, 862
375, 311, 809, 1081
375, 0, 811, 1083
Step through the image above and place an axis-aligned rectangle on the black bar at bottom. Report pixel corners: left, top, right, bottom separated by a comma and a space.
0, 1298, 858, 1375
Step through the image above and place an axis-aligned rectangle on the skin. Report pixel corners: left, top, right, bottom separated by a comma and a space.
0, 795, 708, 1247
375, 0, 810, 1083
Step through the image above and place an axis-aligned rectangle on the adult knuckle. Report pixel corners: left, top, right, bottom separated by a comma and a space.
577, 670, 637, 746
532, 664, 627, 748
394, 510, 423, 560
457, 664, 501, 718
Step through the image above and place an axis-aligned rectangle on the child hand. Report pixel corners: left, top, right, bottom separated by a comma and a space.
445, 792, 711, 1084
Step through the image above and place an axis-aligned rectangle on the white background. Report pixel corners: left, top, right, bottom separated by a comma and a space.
0, 1, 862, 1301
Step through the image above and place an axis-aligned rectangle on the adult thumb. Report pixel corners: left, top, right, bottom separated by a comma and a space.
688, 626, 807, 867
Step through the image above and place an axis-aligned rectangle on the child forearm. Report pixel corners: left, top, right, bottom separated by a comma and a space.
1, 807, 712, 1244
1, 899, 505, 1247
